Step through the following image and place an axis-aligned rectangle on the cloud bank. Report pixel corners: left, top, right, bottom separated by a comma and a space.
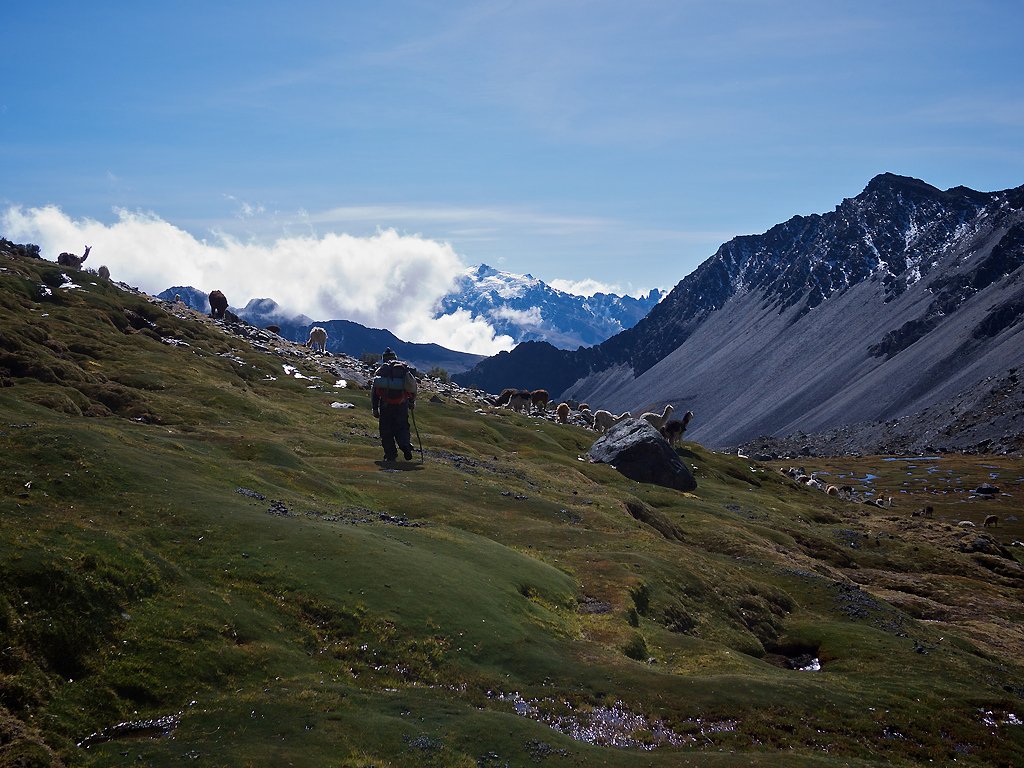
1, 205, 515, 355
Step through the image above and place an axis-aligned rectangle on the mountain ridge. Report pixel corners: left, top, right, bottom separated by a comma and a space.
158, 266, 660, 372
453, 173, 1024, 448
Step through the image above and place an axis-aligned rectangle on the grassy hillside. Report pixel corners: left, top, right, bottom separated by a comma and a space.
2, 248, 1023, 767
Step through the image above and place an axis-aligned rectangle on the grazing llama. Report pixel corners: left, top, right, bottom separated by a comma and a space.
641, 404, 674, 431
306, 326, 328, 353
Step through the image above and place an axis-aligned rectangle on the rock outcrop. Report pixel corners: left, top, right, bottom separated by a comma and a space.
588, 418, 697, 492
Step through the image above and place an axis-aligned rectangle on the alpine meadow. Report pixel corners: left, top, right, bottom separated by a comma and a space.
2, 242, 1024, 767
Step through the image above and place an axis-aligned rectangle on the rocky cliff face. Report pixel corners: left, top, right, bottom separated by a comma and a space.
454, 174, 1024, 449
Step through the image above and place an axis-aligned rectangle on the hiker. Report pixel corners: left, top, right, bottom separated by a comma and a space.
371, 348, 418, 462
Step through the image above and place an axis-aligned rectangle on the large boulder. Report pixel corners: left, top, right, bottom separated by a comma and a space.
588, 418, 697, 492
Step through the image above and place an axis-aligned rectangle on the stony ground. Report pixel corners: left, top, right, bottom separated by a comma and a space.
738, 367, 1024, 459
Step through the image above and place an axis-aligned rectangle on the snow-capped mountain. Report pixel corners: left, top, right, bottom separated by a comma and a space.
437, 264, 662, 349
453, 173, 1024, 448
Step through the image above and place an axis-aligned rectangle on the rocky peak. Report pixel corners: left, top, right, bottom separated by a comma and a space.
454, 173, 1024, 397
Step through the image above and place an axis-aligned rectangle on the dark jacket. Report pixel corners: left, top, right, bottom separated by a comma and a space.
371, 361, 418, 411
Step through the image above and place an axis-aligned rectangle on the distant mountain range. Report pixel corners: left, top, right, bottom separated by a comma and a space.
157, 286, 486, 374
440, 265, 662, 349
158, 268, 659, 374
453, 173, 1024, 449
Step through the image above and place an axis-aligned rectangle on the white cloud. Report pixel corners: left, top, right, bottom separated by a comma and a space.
489, 306, 544, 328
419, 309, 515, 356
549, 277, 626, 297
1, 204, 515, 356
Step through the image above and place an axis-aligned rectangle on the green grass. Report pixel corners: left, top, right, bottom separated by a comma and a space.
1, 253, 1023, 766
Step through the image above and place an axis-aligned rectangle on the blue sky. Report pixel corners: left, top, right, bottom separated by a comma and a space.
3, 1, 1023, 352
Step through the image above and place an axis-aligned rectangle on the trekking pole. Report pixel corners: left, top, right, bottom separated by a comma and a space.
411, 406, 424, 463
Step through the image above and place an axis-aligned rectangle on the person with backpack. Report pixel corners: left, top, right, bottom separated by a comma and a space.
371, 348, 418, 462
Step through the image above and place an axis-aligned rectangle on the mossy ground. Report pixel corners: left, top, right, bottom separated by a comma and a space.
1, 253, 1023, 767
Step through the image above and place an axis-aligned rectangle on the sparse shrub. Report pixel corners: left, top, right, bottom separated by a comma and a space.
104, 309, 131, 332
0, 350, 82, 384
77, 381, 142, 414
630, 582, 651, 615
808, 507, 841, 524
24, 389, 84, 416
41, 337, 70, 356
622, 633, 648, 661
67, 339, 106, 357
0, 712, 61, 768
111, 372, 168, 391
663, 603, 696, 633
518, 583, 538, 599
735, 594, 783, 645
623, 500, 684, 541
82, 401, 113, 418
38, 269, 65, 289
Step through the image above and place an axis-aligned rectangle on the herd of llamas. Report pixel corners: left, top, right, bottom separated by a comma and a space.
489, 387, 694, 443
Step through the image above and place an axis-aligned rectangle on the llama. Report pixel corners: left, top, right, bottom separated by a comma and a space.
97, 265, 110, 280
660, 411, 693, 444
57, 245, 91, 270
592, 410, 614, 433
984, 514, 999, 528
578, 405, 594, 428
492, 388, 517, 407
593, 409, 631, 433
530, 389, 550, 412
508, 390, 531, 413
641, 404, 674, 431
265, 324, 281, 334
555, 402, 570, 423
306, 326, 328, 353
208, 289, 228, 319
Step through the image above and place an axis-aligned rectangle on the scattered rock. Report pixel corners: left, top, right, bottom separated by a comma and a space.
578, 596, 613, 614
268, 500, 290, 516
